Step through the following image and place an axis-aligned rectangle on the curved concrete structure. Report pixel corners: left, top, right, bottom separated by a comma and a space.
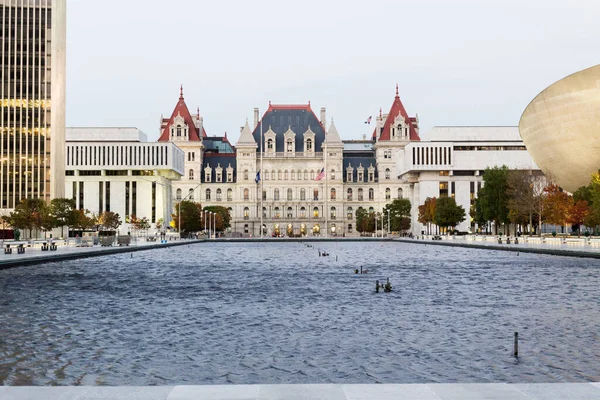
519, 64, 600, 192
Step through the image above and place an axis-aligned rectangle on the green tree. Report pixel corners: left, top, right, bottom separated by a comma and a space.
173, 200, 202, 234
355, 207, 374, 233
49, 198, 76, 238
383, 198, 411, 232
72, 209, 97, 231
433, 196, 466, 232
7, 198, 49, 238
478, 166, 510, 234
98, 211, 122, 231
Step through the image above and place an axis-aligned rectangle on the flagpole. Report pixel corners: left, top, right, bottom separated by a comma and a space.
260, 114, 263, 238
324, 134, 328, 238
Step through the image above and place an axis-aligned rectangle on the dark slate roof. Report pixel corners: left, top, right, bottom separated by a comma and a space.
203, 136, 235, 153
251, 104, 326, 153
343, 156, 379, 183
201, 154, 236, 183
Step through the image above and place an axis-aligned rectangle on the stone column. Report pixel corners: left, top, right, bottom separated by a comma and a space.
51, 0, 67, 199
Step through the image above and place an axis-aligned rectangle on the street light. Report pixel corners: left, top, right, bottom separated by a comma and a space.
208, 211, 212, 239
213, 211, 216, 239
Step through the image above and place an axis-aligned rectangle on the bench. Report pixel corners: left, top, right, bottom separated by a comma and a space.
41, 242, 49, 251
4, 244, 12, 254
146, 236, 157, 242
17, 244, 25, 254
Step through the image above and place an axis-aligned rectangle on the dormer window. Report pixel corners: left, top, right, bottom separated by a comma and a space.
268, 139, 273, 150
189, 169, 194, 180
204, 166, 212, 182
306, 139, 312, 151
304, 126, 316, 154
358, 171, 363, 182
369, 172, 374, 182
287, 140, 293, 152
216, 171, 222, 182
177, 126, 182, 137
226, 164, 233, 183
385, 168, 390, 179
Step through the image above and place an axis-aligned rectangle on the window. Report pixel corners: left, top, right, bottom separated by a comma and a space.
347, 188, 352, 201
176, 188, 182, 200
205, 170, 211, 182
244, 170, 249, 180
358, 188, 364, 201
274, 189, 280, 201
313, 188, 319, 201
398, 188, 403, 199
330, 169, 335, 180
216, 189, 222, 201
216, 171, 222, 182
227, 171, 233, 182
291, 170, 295, 180
262, 190, 267, 200
348, 224, 353, 233
285, 170, 289, 180
347, 207, 353, 220
188, 152, 195, 161
244, 188, 250, 200
227, 188, 232, 201
369, 172, 374, 182
244, 224, 249, 233
244, 207, 250, 220
267, 139, 273, 150
369, 188, 374, 200
278, 170, 282, 180
311, 170, 315, 180
274, 207, 280, 219
313, 207, 319, 218
347, 170, 352, 182
330, 188, 336, 200
287, 207, 293, 218
263, 207, 267, 218
205, 189, 211, 200
271, 171, 275, 180
287, 188, 293, 201
189, 169, 194, 180
188, 188, 194, 201
300, 189, 306, 201
300, 207, 306, 218
177, 126, 182, 137
306, 139, 312, 151
385, 168, 390, 179
358, 171, 363, 182
304, 170, 308, 180
330, 206, 336, 219
287, 140, 293, 152
439, 182, 449, 197
385, 188, 391, 200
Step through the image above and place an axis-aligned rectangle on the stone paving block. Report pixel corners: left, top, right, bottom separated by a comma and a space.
257, 384, 346, 400
427, 383, 532, 400
77, 386, 174, 400
168, 385, 259, 400
343, 384, 442, 400
513, 383, 600, 400
0, 387, 92, 400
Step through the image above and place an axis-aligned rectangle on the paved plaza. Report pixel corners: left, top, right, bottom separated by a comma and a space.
2, 383, 600, 400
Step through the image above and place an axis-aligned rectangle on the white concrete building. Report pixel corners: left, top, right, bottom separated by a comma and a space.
65, 127, 184, 233
397, 126, 541, 234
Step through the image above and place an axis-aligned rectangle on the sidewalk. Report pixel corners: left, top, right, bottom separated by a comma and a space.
0, 237, 205, 269
398, 235, 600, 259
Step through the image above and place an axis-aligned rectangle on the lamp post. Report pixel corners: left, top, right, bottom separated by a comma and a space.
208, 212, 211, 239
204, 210, 207, 236
213, 211, 216, 239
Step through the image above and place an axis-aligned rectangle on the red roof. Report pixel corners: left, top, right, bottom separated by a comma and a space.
157, 86, 207, 142
372, 85, 421, 141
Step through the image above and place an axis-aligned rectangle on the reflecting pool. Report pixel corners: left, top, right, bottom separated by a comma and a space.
0, 241, 599, 385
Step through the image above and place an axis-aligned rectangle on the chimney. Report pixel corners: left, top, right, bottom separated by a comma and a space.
254, 108, 259, 129
320, 107, 326, 128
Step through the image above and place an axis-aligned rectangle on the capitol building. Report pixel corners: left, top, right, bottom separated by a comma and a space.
65, 86, 540, 236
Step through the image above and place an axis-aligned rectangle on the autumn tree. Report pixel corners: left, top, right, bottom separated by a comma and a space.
418, 197, 436, 234
173, 200, 202, 233
70, 209, 97, 232
543, 183, 572, 233
98, 211, 122, 231
568, 200, 589, 236
203, 205, 232, 232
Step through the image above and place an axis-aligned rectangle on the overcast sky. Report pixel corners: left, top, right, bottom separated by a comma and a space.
66, 0, 600, 143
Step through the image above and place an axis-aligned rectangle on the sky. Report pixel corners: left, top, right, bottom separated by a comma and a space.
66, 0, 600, 143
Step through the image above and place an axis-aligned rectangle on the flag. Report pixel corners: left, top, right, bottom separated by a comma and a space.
255, 171, 261, 183
315, 167, 325, 181
364, 116, 372, 124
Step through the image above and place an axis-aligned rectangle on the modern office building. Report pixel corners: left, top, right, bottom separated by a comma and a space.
0, 0, 66, 210
65, 127, 184, 233
397, 126, 541, 234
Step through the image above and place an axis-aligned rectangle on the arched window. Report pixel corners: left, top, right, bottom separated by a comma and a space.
264, 170, 269, 181
304, 170, 308, 180
313, 207, 319, 218
347, 207, 353, 220
205, 189, 210, 200
188, 189, 194, 200
176, 188, 182, 200
348, 224, 353, 233
216, 188, 222, 201
369, 188, 374, 200
287, 140, 293, 152
227, 207, 232, 217
287, 207, 293, 218
176, 126, 182, 137
287, 188, 293, 201
278, 170, 282, 180
271, 171, 275, 180
274, 207, 280, 218
227, 188, 232, 201
398, 188, 403, 199
291, 170, 295, 180
306, 139, 312, 151
300, 207, 306, 218
274, 189, 280, 200
189, 169, 194, 180
263, 207, 267, 218
330, 188, 336, 200
313, 188, 319, 201
347, 188, 352, 201
284, 170, 289, 180
310, 170, 315, 180
385, 188, 391, 200
300, 189, 306, 201
358, 188, 364, 201
385, 168, 390, 179
330, 169, 335, 180
244, 170, 249, 180
243, 207, 250, 220
369, 206, 374, 214
330, 206, 336, 219
243, 188, 249, 200
267, 139, 273, 150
